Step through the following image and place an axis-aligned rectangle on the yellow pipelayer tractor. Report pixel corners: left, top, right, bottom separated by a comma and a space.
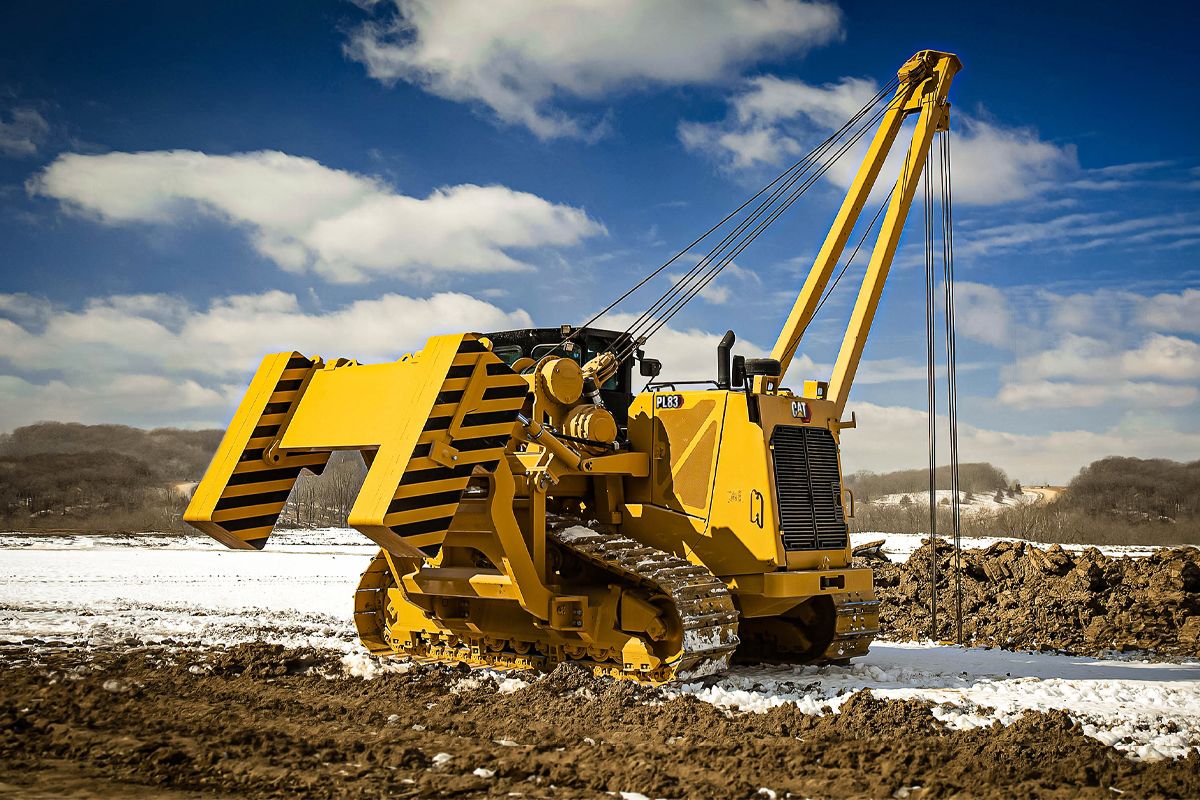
185, 50, 960, 682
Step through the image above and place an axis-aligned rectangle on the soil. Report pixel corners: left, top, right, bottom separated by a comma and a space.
1, 643, 1198, 800
871, 542, 1200, 656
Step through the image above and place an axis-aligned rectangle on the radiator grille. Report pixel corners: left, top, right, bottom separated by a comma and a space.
770, 425, 848, 551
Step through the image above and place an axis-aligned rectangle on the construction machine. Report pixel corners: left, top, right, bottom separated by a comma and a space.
185, 50, 961, 682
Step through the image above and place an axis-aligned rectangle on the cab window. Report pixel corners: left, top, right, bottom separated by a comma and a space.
493, 345, 524, 367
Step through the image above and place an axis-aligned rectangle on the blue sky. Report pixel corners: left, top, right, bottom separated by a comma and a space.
1, 0, 1197, 482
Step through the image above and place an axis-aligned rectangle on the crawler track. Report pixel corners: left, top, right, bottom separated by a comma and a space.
354, 525, 740, 682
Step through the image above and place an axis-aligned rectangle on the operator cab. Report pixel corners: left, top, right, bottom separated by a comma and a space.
485, 327, 640, 424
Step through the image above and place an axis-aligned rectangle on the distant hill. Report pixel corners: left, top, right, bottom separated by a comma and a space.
845, 462, 1010, 503
0, 422, 222, 482
0, 422, 224, 532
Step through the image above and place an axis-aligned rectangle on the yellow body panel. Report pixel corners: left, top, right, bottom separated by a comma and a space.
623, 389, 852, 582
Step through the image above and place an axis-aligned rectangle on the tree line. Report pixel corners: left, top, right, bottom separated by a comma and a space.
850, 457, 1200, 547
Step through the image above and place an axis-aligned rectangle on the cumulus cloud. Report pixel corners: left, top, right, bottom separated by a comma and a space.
346, 0, 843, 139
1134, 288, 1200, 335
679, 75, 1078, 205
1005, 333, 1200, 384
29, 150, 605, 283
666, 261, 760, 305
995, 379, 1197, 410
952, 282, 1012, 348
0, 290, 533, 430
0, 106, 49, 157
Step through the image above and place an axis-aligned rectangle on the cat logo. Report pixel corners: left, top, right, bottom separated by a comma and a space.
791, 400, 811, 422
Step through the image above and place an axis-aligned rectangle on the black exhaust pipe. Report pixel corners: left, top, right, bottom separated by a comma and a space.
716, 330, 736, 389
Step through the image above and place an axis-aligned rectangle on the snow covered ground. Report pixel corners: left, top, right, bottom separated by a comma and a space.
677, 644, 1200, 760
1, 528, 1197, 760
866, 489, 1041, 516
849, 531, 1171, 562
0, 528, 370, 651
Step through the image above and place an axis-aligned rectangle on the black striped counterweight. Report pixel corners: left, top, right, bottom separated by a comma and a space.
186, 352, 330, 550
379, 337, 528, 555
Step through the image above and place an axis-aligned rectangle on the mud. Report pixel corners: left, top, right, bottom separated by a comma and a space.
2, 643, 1198, 799
871, 542, 1200, 657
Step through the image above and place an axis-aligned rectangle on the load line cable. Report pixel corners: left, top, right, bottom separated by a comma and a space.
548, 77, 901, 363
608, 80, 901, 360
553, 77, 899, 358
922, 139, 939, 639
629, 99, 893, 352
621, 90, 902, 355
613, 84, 912, 363
940, 129, 964, 645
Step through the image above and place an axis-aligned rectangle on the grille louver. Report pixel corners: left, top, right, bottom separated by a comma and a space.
770, 426, 848, 551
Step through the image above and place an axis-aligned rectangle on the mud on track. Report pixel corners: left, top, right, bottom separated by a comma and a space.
1, 644, 1198, 800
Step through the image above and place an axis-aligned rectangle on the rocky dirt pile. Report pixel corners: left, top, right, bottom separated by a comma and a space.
871, 542, 1200, 656
1, 643, 1198, 799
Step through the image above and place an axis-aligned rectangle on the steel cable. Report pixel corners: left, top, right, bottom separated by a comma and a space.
614, 81, 902, 353
940, 129, 963, 645
923, 139, 939, 639
616, 87, 911, 361
556, 78, 900, 356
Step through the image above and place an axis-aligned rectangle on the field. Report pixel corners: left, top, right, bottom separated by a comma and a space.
1, 529, 1198, 799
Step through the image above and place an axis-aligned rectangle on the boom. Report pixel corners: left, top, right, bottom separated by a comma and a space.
760, 50, 961, 414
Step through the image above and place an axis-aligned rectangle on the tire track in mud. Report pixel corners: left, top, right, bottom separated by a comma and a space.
1, 644, 1198, 799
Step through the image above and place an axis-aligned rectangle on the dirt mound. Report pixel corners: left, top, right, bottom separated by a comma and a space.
2, 644, 1198, 799
872, 542, 1200, 656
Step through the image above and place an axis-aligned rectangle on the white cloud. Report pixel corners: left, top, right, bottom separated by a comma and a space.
666, 261, 760, 305
0, 290, 533, 430
953, 282, 1012, 348
346, 0, 843, 139
917, 283, 1200, 412
1007, 333, 1200, 384
0, 106, 49, 157
1134, 288, 1200, 335
841, 401, 1200, 484
994, 327, 1200, 411
959, 211, 1200, 259
996, 379, 1198, 410
680, 75, 1078, 205
29, 150, 604, 283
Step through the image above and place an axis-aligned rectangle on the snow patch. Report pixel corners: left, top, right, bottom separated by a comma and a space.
557, 525, 602, 542
850, 531, 1175, 563
340, 652, 412, 680
673, 642, 1200, 761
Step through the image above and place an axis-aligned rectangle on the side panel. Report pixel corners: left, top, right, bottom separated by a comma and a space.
649, 392, 726, 519
623, 391, 779, 576
704, 392, 781, 572
623, 390, 853, 577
